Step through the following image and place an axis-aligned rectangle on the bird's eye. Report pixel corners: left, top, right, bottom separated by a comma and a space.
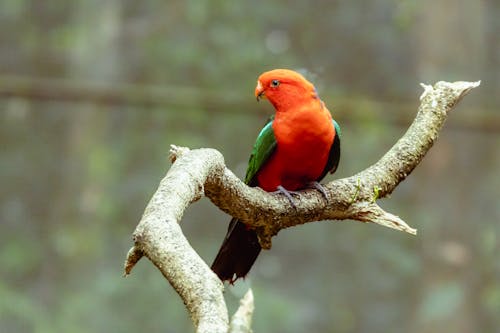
270, 79, 280, 88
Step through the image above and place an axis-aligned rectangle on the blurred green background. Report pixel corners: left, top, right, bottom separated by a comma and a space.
1, 1, 499, 332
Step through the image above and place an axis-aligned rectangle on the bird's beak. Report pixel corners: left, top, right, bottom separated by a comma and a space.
255, 80, 265, 101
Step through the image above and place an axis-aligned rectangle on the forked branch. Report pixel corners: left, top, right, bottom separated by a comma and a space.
124, 81, 479, 333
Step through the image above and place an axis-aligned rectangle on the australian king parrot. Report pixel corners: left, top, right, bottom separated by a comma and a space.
211, 69, 341, 283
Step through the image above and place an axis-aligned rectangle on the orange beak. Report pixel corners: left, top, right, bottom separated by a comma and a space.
255, 80, 265, 101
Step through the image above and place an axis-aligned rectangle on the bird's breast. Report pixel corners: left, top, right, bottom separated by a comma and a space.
257, 104, 335, 191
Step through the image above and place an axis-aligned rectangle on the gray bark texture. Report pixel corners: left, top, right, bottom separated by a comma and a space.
124, 81, 479, 333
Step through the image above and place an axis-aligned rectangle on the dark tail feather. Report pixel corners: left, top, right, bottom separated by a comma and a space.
211, 218, 261, 283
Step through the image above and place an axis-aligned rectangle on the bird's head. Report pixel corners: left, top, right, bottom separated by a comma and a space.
254, 69, 317, 110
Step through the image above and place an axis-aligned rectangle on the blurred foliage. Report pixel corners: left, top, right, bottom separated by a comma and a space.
0, 0, 499, 332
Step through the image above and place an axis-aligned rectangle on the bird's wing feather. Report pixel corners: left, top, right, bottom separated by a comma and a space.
210, 118, 275, 282
318, 119, 341, 180
245, 117, 277, 186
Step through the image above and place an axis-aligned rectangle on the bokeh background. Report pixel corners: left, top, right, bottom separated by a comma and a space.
1, 1, 499, 332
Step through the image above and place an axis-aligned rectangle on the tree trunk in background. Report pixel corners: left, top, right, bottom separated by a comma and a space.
415, 0, 485, 82
37, 0, 123, 306
413, 1, 485, 332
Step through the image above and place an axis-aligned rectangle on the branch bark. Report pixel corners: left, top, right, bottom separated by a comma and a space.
124, 81, 479, 333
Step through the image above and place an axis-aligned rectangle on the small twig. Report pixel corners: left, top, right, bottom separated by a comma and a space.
229, 289, 255, 333
123, 246, 144, 276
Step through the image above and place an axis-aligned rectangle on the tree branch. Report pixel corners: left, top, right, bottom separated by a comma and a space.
229, 289, 255, 333
124, 81, 479, 332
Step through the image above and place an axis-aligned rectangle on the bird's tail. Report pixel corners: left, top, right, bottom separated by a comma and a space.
211, 218, 261, 284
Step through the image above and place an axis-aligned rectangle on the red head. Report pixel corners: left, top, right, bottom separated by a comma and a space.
254, 69, 318, 110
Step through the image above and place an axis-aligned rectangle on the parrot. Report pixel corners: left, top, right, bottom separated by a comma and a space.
211, 69, 341, 284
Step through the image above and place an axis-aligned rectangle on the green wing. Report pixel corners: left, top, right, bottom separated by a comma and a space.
318, 119, 341, 181
244, 117, 277, 186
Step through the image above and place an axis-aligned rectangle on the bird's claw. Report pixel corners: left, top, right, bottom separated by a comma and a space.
275, 185, 300, 208
306, 181, 329, 201
274, 182, 328, 208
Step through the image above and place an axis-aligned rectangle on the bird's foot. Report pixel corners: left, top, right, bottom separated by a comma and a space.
275, 185, 300, 208
305, 181, 329, 201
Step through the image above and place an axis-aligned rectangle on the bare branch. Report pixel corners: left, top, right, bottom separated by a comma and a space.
124, 81, 479, 331
229, 289, 255, 333
124, 146, 229, 333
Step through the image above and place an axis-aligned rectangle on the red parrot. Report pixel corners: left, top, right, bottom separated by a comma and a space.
211, 69, 341, 283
